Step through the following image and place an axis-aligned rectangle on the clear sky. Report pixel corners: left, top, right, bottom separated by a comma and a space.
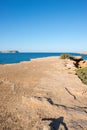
0, 0, 87, 52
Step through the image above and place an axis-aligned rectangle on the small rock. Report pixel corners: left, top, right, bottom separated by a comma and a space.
65, 59, 76, 70
72, 56, 83, 61
79, 60, 87, 68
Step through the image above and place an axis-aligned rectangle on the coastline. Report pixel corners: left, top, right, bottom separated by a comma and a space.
0, 52, 86, 65
0, 56, 60, 66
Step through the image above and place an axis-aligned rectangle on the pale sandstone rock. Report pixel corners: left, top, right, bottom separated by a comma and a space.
72, 56, 83, 61
0, 57, 87, 130
79, 60, 87, 68
64, 59, 76, 70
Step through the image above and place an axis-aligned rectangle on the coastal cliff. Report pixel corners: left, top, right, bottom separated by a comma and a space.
0, 57, 87, 130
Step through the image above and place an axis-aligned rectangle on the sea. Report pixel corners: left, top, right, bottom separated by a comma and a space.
0, 52, 87, 64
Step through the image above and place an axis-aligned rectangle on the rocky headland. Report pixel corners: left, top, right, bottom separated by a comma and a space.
0, 56, 87, 130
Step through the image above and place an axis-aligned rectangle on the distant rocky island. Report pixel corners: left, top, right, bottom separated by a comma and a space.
0, 50, 19, 53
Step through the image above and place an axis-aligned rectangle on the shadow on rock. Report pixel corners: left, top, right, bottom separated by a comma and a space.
42, 116, 68, 130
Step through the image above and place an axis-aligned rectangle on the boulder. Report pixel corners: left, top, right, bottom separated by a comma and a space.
70, 56, 83, 62
79, 60, 87, 68
65, 59, 76, 70
69, 56, 83, 67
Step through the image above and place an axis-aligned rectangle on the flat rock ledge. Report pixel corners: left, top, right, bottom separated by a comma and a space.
0, 56, 87, 130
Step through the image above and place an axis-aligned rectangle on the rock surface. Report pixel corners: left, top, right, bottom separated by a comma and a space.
71, 56, 83, 61
79, 60, 87, 68
0, 57, 87, 130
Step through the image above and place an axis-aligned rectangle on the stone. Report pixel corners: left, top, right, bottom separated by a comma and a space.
64, 59, 76, 70
71, 56, 83, 61
79, 60, 87, 68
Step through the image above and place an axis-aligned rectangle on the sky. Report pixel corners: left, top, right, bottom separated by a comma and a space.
0, 0, 87, 52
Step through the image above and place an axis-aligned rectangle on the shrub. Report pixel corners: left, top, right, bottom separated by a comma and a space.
60, 54, 72, 59
76, 67, 87, 85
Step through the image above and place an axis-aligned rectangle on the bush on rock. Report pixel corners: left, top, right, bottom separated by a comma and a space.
60, 54, 73, 59
76, 67, 87, 85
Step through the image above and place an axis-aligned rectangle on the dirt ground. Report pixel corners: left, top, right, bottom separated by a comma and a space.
0, 57, 87, 130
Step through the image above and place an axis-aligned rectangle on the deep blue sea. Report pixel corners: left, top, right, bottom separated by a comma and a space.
0, 52, 87, 64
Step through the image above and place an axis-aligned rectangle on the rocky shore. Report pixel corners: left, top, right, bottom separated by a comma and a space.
0, 56, 87, 130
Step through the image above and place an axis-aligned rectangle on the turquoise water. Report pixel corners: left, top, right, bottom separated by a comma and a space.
0, 52, 87, 64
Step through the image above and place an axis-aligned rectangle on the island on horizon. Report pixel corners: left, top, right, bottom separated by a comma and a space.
0, 50, 19, 53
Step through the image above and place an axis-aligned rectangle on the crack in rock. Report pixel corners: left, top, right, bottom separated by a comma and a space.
65, 87, 76, 100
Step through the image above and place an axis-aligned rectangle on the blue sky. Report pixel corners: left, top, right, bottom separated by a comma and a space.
0, 0, 87, 52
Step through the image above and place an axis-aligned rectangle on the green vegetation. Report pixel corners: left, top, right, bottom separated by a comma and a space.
76, 67, 87, 85
60, 54, 73, 59
60, 54, 87, 84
